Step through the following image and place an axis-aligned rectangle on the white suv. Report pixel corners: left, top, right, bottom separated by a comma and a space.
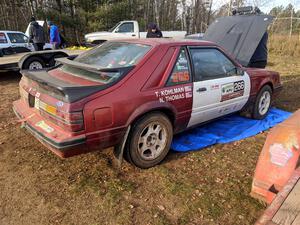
0, 30, 52, 52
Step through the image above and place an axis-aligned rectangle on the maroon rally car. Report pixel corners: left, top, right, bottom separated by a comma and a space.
13, 38, 281, 168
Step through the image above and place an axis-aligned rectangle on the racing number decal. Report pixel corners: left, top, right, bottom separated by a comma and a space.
221, 80, 245, 102
171, 71, 190, 83
234, 81, 244, 92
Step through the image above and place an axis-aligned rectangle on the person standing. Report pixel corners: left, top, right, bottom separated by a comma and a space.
28, 17, 45, 51
47, 21, 61, 50
146, 23, 163, 38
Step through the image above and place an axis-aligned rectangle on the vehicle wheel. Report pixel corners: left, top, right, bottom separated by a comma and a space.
125, 112, 173, 169
252, 85, 272, 120
23, 56, 45, 70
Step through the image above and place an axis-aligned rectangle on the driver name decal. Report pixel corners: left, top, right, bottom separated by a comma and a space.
155, 85, 193, 103
221, 80, 244, 102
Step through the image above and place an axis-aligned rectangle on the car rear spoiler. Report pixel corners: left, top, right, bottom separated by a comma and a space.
22, 64, 134, 103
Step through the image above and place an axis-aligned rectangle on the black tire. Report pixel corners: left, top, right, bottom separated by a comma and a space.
23, 56, 45, 70
252, 85, 272, 120
125, 112, 173, 169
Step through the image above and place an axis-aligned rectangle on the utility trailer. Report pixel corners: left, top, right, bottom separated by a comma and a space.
0, 49, 85, 72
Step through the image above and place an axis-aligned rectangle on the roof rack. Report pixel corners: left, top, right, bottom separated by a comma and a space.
232, 6, 261, 16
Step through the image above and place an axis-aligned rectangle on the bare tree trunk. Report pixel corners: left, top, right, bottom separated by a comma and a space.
290, 7, 293, 37
181, 0, 187, 30
154, 0, 160, 26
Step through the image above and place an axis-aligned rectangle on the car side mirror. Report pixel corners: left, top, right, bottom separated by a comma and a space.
236, 67, 244, 76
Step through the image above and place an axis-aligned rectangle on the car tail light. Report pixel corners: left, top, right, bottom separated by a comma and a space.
37, 100, 84, 132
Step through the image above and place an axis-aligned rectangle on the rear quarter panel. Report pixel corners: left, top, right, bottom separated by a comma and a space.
82, 44, 177, 147
245, 68, 281, 96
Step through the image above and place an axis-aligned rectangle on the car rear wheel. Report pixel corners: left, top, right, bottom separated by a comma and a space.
23, 56, 45, 70
125, 112, 173, 169
252, 85, 272, 119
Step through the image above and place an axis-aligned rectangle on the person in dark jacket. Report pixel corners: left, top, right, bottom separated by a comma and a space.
146, 23, 163, 38
28, 17, 45, 51
249, 32, 268, 68
47, 21, 61, 49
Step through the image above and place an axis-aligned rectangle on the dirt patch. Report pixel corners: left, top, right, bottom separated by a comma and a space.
0, 54, 299, 225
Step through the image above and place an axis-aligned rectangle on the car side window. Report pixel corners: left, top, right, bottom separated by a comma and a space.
7, 33, 28, 43
166, 48, 191, 86
116, 23, 134, 33
190, 48, 237, 82
0, 33, 7, 43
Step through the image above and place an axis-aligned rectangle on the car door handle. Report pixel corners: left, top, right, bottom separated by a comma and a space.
132, 34, 136, 37
197, 87, 207, 92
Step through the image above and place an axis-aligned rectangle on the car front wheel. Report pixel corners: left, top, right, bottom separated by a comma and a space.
252, 85, 272, 120
125, 112, 173, 169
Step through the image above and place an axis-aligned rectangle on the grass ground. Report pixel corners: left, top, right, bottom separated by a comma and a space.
0, 52, 300, 225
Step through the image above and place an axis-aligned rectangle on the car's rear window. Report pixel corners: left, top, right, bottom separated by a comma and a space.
75, 42, 151, 68
0, 33, 7, 44
60, 42, 151, 83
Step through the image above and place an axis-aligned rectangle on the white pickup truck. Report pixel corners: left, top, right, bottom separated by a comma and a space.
84, 20, 187, 44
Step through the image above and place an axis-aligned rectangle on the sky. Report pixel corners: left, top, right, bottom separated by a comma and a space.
211, 0, 300, 13
258, 0, 300, 12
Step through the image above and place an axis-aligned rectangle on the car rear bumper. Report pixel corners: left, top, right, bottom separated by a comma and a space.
13, 99, 87, 158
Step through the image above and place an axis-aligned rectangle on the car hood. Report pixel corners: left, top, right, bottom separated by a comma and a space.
203, 14, 273, 67
85, 31, 111, 38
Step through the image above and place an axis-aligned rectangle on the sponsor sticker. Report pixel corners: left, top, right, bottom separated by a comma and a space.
34, 92, 41, 110
56, 101, 64, 107
34, 97, 40, 109
211, 84, 220, 90
221, 80, 244, 102
35, 120, 54, 133
269, 143, 293, 167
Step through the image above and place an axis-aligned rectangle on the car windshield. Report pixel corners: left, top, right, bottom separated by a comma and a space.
108, 22, 120, 32
60, 42, 151, 83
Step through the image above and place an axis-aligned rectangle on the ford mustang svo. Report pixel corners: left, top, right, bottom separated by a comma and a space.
13, 39, 282, 168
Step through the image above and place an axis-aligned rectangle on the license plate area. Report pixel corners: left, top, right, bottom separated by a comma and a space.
28, 93, 40, 109
28, 94, 35, 108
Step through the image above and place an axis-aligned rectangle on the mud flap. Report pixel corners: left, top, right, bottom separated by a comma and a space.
251, 109, 300, 204
113, 125, 131, 168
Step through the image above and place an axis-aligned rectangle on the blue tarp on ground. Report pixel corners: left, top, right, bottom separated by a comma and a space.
171, 108, 292, 152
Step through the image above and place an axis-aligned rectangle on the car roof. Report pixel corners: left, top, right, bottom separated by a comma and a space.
112, 38, 217, 47
0, 31, 25, 34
